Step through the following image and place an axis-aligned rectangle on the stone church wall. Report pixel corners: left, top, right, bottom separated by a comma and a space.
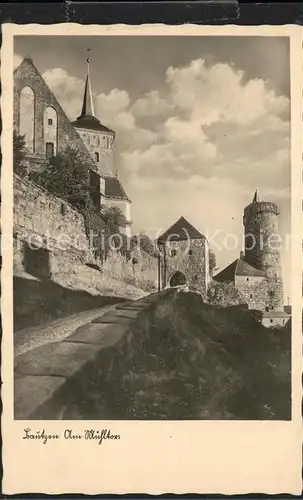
14, 58, 110, 177
13, 175, 158, 295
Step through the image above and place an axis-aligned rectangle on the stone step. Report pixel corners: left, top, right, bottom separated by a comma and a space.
91, 314, 134, 324
14, 374, 66, 420
65, 322, 129, 346
116, 303, 147, 311
15, 341, 100, 378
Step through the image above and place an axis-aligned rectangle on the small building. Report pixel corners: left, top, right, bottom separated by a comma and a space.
262, 310, 290, 328
157, 216, 210, 297
213, 253, 268, 311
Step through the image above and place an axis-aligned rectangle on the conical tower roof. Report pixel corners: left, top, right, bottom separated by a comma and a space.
72, 51, 115, 134
252, 190, 260, 203
79, 55, 95, 118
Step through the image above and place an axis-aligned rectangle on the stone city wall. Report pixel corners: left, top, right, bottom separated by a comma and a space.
13, 175, 159, 295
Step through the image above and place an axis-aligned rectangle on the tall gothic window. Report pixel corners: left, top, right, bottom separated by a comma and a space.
19, 86, 35, 153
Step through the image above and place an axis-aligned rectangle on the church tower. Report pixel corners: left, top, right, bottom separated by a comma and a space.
72, 51, 132, 237
243, 190, 284, 311
71, 53, 116, 178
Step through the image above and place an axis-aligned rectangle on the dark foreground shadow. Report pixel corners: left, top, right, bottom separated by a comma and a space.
59, 290, 291, 421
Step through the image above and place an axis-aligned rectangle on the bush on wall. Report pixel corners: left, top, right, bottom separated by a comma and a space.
31, 147, 128, 262
13, 131, 27, 176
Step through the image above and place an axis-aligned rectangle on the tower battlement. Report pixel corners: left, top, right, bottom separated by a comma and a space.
243, 190, 284, 311
244, 201, 279, 221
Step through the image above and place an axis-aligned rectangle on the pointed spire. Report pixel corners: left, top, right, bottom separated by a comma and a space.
252, 190, 260, 203
79, 49, 95, 118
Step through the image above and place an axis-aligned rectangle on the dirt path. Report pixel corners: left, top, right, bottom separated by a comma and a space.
14, 303, 123, 357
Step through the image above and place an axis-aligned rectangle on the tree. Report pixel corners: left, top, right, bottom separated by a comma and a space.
32, 147, 109, 260
31, 146, 90, 209
209, 248, 217, 276
100, 205, 128, 235
13, 130, 26, 175
130, 232, 157, 256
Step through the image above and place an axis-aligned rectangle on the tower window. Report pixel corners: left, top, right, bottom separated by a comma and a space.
246, 278, 249, 282
250, 294, 253, 299
94, 152, 99, 163
270, 319, 273, 324
170, 249, 177, 258
48, 118, 53, 126
189, 250, 193, 256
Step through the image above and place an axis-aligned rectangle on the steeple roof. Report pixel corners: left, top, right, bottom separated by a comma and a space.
72, 52, 115, 135
252, 190, 260, 203
157, 216, 205, 243
79, 58, 95, 118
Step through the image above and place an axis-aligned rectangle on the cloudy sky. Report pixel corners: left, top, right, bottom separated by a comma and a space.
14, 35, 291, 300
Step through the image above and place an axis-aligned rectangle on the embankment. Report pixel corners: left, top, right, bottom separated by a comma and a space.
14, 288, 291, 420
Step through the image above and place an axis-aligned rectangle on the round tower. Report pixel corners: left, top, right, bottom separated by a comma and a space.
243, 190, 284, 311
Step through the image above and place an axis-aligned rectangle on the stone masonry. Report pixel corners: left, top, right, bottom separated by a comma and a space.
14, 58, 102, 174
243, 197, 284, 311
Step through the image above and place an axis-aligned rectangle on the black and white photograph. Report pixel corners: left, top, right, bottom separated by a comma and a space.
2, 22, 302, 496
11, 32, 294, 422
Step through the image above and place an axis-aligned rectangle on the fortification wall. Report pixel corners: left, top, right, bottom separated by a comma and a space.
161, 238, 209, 297
13, 175, 158, 295
235, 276, 269, 311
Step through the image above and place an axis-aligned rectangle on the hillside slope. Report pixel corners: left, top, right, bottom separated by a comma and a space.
101, 288, 291, 420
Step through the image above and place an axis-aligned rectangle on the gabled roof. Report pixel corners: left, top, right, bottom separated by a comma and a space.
236, 258, 265, 277
157, 216, 205, 243
104, 176, 130, 202
213, 257, 265, 282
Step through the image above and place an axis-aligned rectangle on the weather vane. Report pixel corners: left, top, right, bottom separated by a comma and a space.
86, 47, 91, 63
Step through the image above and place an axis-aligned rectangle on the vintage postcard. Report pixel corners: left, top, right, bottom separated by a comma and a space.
1, 23, 302, 494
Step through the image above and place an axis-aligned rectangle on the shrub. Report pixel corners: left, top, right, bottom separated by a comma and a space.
13, 131, 27, 176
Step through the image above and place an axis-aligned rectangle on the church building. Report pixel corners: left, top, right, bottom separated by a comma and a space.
13, 55, 132, 236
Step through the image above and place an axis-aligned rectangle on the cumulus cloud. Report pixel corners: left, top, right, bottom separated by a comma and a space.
14, 50, 291, 297
23, 54, 290, 240
166, 59, 289, 126
42, 68, 84, 119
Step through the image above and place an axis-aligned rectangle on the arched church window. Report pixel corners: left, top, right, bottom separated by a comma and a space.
43, 106, 58, 157
19, 86, 35, 153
